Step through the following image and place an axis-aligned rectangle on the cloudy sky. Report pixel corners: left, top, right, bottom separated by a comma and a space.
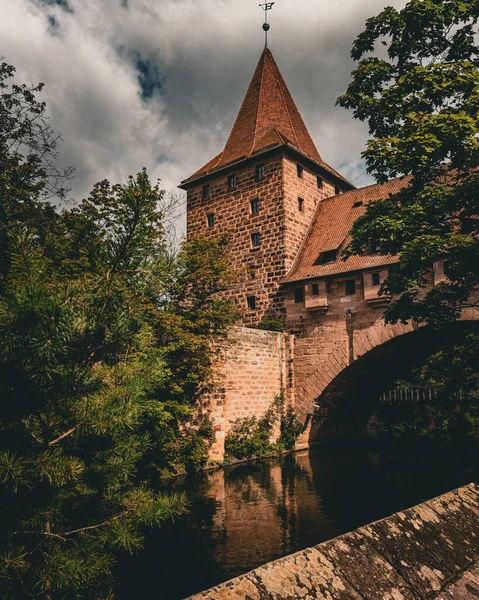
1, 0, 408, 227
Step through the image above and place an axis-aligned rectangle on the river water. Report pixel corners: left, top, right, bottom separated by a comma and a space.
116, 441, 479, 600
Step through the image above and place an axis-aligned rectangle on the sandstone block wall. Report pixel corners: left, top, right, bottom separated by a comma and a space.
285, 272, 414, 421
185, 152, 341, 326
207, 327, 294, 460
282, 156, 337, 270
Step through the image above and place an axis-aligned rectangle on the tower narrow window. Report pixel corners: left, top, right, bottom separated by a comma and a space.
345, 279, 356, 296
372, 272, 381, 286
228, 174, 237, 190
312, 283, 319, 296
255, 164, 265, 179
207, 213, 215, 228
251, 232, 261, 248
298, 197, 304, 212
250, 198, 260, 214
317, 176, 323, 189
202, 184, 210, 199
247, 296, 256, 310
294, 287, 304, 303
297, 164, 303, 178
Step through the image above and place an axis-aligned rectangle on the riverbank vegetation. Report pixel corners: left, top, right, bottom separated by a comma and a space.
224, 394, 302, 461
0, 60, 238, 599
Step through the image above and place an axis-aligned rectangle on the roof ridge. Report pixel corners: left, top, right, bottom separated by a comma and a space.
251, 51, 267, 156
319, 174, 411, 204
268, 50, 321, 162
268, 50, 300, 149
221, 51, 264, 163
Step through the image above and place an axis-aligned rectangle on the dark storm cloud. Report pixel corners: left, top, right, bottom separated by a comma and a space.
135, 56, 164, 101
36, 0, 73, 13
2, 0, 408, 221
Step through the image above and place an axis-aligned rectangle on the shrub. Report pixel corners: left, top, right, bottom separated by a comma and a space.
224, 394, 302, 460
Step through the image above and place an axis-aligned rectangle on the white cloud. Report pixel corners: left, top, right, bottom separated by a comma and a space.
1, 0, 409, 226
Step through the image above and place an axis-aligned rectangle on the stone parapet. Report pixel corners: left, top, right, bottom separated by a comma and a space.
188, 483, 479, 599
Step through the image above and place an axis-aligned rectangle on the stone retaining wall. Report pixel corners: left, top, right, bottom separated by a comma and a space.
207, 327, 294, 459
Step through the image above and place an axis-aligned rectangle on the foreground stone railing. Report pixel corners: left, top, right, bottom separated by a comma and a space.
189, 483, 479, 599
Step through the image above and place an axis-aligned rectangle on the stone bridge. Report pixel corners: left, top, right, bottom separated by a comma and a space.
285, 275, 479, 448
207, 302, 479, 458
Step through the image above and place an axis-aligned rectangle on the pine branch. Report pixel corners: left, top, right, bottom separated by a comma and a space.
48, 425, 79, 447
63, 512, 129, 536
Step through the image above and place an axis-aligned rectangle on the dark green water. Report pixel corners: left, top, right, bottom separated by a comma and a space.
116, 441, 479, 600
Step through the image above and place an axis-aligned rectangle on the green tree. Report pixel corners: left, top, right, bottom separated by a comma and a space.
0, 240, 185, 598
0, 60, 71, 285
0, 168, 192, 598
0, 60, 239, 597
338, 0, 479, 326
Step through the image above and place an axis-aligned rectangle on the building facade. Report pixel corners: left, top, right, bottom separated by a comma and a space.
179, 46, 444, 456
180, 49, 354, 326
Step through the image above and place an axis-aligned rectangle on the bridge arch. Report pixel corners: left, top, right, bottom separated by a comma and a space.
293, 312, 479, 448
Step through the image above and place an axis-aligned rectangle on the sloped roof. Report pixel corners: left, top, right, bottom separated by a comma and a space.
181, 49, 353, 188
284, 176, 412, 283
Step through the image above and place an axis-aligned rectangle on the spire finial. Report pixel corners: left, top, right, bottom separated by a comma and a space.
259, 2, 275, 49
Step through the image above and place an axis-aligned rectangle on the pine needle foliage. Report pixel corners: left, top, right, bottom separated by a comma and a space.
0, 228, 189, 599
0, 60, 239, 598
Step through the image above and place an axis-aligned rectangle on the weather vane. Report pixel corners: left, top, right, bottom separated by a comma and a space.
259, 2, 275, 49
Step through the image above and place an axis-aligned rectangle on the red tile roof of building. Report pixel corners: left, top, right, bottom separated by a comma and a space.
284, 176, 412, 283
181, 49, 353, 188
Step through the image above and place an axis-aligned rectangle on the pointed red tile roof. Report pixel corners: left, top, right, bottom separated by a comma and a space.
182, 49, 353, 188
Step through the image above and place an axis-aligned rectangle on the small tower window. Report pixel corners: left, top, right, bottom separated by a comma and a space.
247, 296, 256, 310
312, 283, 319, 296
345, 279, 356, 296
255, 164, 265, 179
335, 186, 341, 195
372, 272, 381, 286
251, 232, 261, 248
298, 197, 304, 212
294, 287, 304, 303
202, 184, 210, 199
251, 198, 260, 214
317, 176, 323, 189
207, 213, 215, 228
297, 164, 304, 178
228, 174, 238, 190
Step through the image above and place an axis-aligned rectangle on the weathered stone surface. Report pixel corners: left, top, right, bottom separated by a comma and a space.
434, 565, 479, 599
251, 547, 363, 600
187, 484, 479, 600
318, 531, 417, 600
204, 327, 293, 458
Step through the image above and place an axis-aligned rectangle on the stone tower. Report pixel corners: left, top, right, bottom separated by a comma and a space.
180, 48, 354, 326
